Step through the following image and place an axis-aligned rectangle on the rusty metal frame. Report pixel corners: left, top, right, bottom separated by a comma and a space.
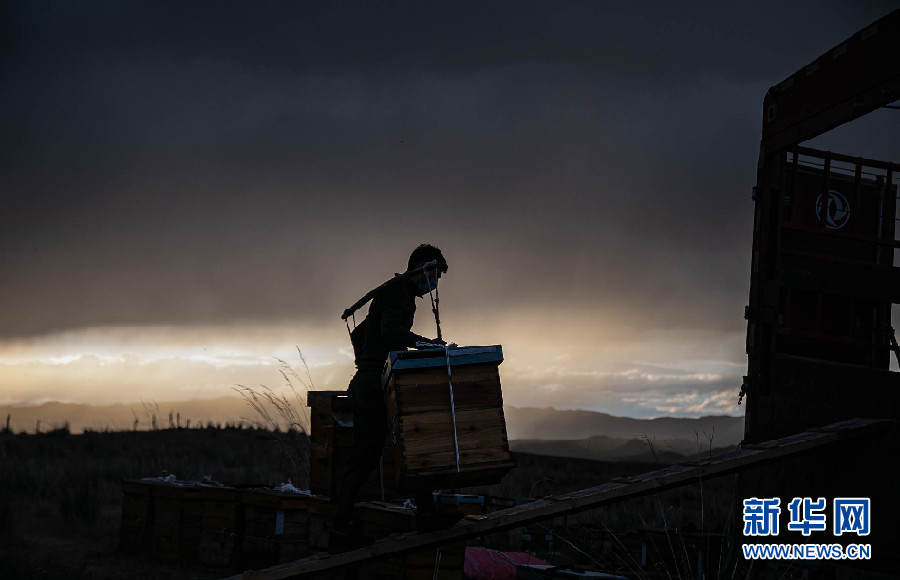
744, 10, 900, 443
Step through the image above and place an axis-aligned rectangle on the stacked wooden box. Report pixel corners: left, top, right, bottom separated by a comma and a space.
147, 482, 205, 562
121, 485, 469, 576
353, 501, 465, 580
120, 480, 154, 551
382, 345, 515, 491
197, 485, 240, 567
121, 480, 239, 563
238, 489, 314, 568
121, 480, 332, 568
307, 390, 397, 500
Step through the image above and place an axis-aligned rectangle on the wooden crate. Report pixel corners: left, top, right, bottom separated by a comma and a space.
307, 391, 398, 500
197, 486, 240, 567
353, 501, 465, 580
238, 489, 316, 568
121, 480, 242, 565
120, 480, 154, 551
382, 346, 515, 491
149, 483, 204, 562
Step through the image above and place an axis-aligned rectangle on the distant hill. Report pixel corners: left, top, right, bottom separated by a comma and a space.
0, 399, 744, 462
510, 435, 736, 464
504, 407, 743, 446
0, 397, 254, 433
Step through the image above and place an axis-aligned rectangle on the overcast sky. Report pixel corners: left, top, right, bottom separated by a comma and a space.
1, 1, 898, 418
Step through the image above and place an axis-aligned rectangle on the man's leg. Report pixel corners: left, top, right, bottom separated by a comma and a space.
332, 370, 387, 534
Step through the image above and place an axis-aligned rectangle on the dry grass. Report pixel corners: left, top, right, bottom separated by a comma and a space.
233, 347, 314, 489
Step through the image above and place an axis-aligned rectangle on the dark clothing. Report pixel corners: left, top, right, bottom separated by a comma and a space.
332, 368, 387, 529
355, 275, 430, 371
333, 275, 433, 530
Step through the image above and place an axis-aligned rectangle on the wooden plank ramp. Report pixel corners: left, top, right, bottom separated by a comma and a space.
221, 417, 891, 580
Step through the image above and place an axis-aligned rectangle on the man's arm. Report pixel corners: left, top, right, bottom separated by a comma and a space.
380, 282, 430, 347
382, 305, 429, 346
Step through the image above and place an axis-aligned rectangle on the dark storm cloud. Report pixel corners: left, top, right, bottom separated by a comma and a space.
1, 1, 897, 338
6, 1, 893, 80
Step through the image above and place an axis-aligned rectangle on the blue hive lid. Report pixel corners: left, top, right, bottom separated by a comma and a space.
381, 345, 503, 386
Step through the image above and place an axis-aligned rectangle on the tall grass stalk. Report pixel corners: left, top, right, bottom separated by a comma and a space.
233, 347, 314, 487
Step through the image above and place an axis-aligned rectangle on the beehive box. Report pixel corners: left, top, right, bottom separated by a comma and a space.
353, 501, 465, 580
121, 480, 242, 564
307, 390, 397, 500
148, 483, 204, 562
197, 486, 241, 567
120, 480, 154, 551
238, 489, 315, 568
382, 345, 515, 491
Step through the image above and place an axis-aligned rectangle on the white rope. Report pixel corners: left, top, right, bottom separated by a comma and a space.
445, 344, 460, 473
431, 545, 443, 580
345, 313, 357, 340
419, 269, 458, 471
422, 268, 458, 471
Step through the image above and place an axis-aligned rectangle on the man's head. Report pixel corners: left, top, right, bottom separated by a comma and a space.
408, 244, 448, 296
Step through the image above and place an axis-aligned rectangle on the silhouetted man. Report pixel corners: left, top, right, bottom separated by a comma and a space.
331, 244, 449, 549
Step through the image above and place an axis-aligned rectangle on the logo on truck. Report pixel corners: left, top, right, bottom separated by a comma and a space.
815, 190, 850, 230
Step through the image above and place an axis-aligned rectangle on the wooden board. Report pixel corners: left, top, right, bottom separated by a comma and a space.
392, 363, 500, 387
393, 406, 513, 477
393, 378, 502, 414
353, 502, 465, 580
359, 542, 465, 580
398, 464, 517, 491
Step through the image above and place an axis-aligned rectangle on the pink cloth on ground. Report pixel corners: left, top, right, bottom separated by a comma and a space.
463, 546, 551, 580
